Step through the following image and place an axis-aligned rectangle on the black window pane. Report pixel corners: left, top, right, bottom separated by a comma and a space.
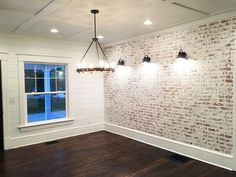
46, 93, 66, 120
36, 64, 45, 78
25, 79, 35, 93
57, 79, 65, 91
36, 79, 44, 92
56, 66, 65, 79
56, 65, 65, 91
50, 79, 56, 91
24, 64, 35, 78
27, 94, 46, 123
48, 65, 56, 79
51, 93, 66, 112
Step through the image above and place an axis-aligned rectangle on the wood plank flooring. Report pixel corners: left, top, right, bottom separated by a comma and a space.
0, 131, 236, 177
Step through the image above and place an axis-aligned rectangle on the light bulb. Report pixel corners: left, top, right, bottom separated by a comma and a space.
99, 60, 105, 67
105, 63, 110, 68
97, 35, 104, 39
77, 63, 82, 68
144, 19, 152, 26
89, 63, 94, 69
50, 28, 59, 33
111, 62, 116, 68
81, 61, 87, 68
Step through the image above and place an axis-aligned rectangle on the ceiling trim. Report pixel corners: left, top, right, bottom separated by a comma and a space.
171, 2, 209, 15
104, 10, 236, 47
34, 0, 55, 16
12, 0, 72, 34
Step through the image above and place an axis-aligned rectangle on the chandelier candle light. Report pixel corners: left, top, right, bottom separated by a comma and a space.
77, 9, 115, 73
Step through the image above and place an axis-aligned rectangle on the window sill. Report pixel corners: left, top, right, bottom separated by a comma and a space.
18, 118, 75, 132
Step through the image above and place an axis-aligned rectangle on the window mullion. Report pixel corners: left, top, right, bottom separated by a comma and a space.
44, 65, 51, 121
55, 65, 58, 92
26, 91, 66, 95
34, 64, 37, 92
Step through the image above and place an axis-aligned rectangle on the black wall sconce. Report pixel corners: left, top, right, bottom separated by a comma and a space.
142, 55, 151, 63
177, 49, 187, 59
117, 59, 125, 66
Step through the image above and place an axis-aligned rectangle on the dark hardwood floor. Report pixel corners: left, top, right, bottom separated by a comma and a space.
0, 131, 236, 177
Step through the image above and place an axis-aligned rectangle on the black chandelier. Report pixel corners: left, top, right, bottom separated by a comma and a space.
77, 9, 114, 73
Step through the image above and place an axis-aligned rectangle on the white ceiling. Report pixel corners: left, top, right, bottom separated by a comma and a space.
0, 0, 236, 44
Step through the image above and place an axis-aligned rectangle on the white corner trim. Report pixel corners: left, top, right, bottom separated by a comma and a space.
232, 49, 236, 171
105, 123, 233, 170
7, 123, 104, 149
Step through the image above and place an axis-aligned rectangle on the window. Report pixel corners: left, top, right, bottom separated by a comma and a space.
24, 63, 67, 123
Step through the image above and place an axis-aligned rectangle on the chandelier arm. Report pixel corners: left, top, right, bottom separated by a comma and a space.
95, 40, 100, 62
97, 40, 111, 66
79, 40, 94, 63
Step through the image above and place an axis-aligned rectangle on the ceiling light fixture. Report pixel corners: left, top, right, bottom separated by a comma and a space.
77, 9, 114, 73
176, 49, 187, 59
50, 28, 59, 33
97, 35, 104, 39
142, 55, 151, 63
144, 19, 152, 26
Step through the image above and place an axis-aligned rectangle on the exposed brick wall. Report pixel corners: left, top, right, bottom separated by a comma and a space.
104, 17, 236, 154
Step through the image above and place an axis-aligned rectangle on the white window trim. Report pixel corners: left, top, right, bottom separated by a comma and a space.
19, 118, 75, 129
18, 55, 74, 130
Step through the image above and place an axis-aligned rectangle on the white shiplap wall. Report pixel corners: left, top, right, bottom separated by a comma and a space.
0, 34, 104, 149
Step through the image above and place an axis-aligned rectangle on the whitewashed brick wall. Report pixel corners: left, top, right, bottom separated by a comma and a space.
104, 17, 235, 154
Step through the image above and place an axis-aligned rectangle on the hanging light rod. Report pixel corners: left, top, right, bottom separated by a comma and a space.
77, 9, 114, 73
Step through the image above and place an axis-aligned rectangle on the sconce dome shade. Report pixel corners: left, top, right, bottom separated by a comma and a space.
117, 59, 125, 65
177, 49, 187, 59
142, 55, 151, 63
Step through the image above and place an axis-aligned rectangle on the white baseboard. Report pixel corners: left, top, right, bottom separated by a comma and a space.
6, 123, 104, 149
5, 122, 234, 171
105, 123, 233, 170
